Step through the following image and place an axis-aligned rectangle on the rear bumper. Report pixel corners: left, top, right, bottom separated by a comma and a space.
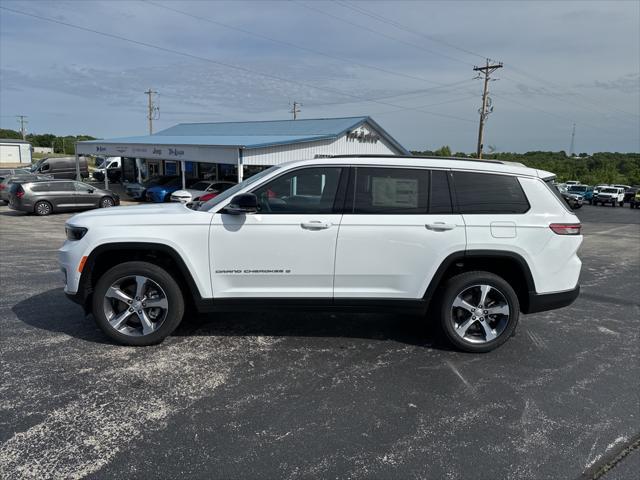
524, 285, 580, 314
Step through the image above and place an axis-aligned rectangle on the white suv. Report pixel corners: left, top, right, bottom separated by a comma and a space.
59, 156, 582, 352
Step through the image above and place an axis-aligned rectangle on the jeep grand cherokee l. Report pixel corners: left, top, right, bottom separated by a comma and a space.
59, 156, 582, 353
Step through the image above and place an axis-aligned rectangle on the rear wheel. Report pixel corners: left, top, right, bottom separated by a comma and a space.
439, 271, 519, 353
34, 200, 52, 216
92, 261, 185, 346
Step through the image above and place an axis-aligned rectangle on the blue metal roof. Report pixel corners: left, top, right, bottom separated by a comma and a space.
156, 116, 369, 137
78, 116, 409, 154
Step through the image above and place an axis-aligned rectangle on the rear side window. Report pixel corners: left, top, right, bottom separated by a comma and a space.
352, 167, 429, 214
50, 182, 75, 192
30, 182, 51, 192
453, 172, 530, 214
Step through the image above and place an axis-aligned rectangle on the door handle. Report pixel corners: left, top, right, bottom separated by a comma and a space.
301, 221, 331, 230
426, 222, 456, 231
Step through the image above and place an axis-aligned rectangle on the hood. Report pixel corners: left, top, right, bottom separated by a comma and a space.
66, 203, 210, 228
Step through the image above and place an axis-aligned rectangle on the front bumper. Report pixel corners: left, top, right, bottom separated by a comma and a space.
524, 285, 580, 314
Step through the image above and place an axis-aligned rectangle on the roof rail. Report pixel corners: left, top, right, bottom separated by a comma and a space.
326, 153, 522, 166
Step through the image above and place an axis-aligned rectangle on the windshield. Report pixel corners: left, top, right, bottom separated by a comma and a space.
198, 166, 280, 211
601, 188, 618, 193
568, 186, 587, 192
30, 159, 44, 172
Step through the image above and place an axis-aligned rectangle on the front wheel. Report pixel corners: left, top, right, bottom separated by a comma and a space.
100, 196, 115, 208
439, 271, 519, 353
92, 261, 185, 346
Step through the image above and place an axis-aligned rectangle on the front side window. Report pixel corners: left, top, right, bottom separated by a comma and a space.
252, 167, 343, 214
453, 172, 530, 214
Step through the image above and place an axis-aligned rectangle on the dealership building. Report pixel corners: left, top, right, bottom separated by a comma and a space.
76, 116, 410, 186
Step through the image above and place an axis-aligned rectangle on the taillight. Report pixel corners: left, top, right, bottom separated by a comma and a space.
0, 184, 5, 190
550, 223, 581, 235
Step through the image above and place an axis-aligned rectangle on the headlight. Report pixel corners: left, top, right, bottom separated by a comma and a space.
65, 226, 88, 241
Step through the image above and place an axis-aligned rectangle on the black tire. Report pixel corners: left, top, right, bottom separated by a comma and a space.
439, 271, 520, 353
92, 261, 185, 346
34, 200, 52, 216
100, 196, 115, 208
612, 201, 616, 207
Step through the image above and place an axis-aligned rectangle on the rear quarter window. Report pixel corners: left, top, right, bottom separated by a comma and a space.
452, 171, 530, 214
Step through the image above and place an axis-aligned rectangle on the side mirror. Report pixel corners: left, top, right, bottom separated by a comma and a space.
87, 188, 95, 193
225, 193, 258, 215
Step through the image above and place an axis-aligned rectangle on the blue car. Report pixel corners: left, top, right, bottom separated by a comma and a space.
145, 177, 185, 202
566, 185, 594, 203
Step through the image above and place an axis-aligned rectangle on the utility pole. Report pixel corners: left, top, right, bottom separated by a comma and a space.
144, 89, 159, 134
290, 101, 301, 120
569, 123, 576, 157
473, 59, 502, 158
16, 115, 28, 140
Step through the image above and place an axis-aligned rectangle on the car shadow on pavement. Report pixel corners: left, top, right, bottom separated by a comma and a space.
12, 288, 112, 344
175, 310, 452, 350
12, 288, 452, 350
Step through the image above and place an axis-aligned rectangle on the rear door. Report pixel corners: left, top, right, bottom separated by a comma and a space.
334, 167, 466, 299
48, 181, 77, 210
451, 171, 531, 256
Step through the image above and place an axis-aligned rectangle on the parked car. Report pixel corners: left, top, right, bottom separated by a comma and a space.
566, 185, 594, 204
30, 157, 89, 179
0, 168, 31, 180
612, 184, 630, 191
565, 180, 581, 186
561, 192, 583, 209
170, 181, 236, 203
125, 176, 179, 200
593, 184, 609, 195
623, 186, 639, 204
60, 155, 582, 352
9, 179, 119, 216
593, 187, 625, 206
0, 173, 52, 204
92, 157, 122, 183
630, 190, 640, 209
145, 177, 195, 203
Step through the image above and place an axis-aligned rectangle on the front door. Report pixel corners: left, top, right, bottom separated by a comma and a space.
74, 181, 100, 209
334, 167, 466, 299
210, 166, 345, 298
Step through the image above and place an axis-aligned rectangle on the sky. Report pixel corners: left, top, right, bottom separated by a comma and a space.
0, 0, 639, 153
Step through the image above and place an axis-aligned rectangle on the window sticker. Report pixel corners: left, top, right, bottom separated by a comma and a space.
371, 177, 419, 208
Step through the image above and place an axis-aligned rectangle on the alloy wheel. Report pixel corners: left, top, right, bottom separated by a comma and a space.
450, 284, 510, 344
35, 202, 51, 215
102, 275, 169, 336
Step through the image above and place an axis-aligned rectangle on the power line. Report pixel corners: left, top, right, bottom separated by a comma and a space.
293, 0, 474, 67
330, 1, 639, 121
333, 0, 486, 61
145, 0, 469, 90
0, 5, 476, 124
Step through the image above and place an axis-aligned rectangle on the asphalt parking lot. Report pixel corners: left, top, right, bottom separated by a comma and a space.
0, 203, 638, 479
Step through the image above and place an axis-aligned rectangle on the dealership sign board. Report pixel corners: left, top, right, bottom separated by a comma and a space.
76, 142, 239, 165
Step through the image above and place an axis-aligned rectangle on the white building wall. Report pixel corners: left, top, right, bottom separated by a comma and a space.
242, 124, 402, 166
